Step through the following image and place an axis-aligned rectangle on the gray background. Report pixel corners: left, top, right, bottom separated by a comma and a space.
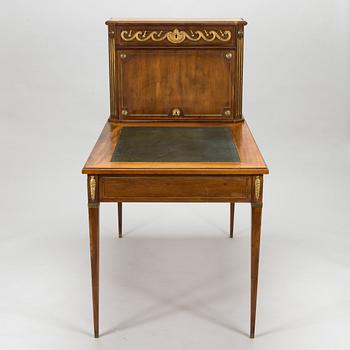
1, 0, 349, 349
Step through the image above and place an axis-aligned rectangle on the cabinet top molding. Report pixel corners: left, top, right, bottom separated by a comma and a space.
105, 18, 247, 25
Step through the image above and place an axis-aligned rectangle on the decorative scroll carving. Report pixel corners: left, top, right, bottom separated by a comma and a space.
255, 177, 261, 201
90, 176, 96, 201
120, 28, 231, 44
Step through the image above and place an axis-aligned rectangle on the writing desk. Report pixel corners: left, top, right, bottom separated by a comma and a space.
82, 19, 269, 339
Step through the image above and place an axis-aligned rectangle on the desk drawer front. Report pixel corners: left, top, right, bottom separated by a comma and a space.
115, 25, 236, 48
100, 176, 252, 202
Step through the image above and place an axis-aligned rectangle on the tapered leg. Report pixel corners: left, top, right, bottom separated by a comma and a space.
250, 204, 262, 338
117, 202, 122, 238
230, 203, 235, 238
88, 205, 100, 338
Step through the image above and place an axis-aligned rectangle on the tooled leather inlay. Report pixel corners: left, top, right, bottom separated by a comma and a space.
112, 127, 240, 162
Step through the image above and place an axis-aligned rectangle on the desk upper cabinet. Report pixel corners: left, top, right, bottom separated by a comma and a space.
106, 19, 247, 122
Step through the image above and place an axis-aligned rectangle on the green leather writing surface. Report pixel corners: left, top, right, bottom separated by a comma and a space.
112, 127, 240, 162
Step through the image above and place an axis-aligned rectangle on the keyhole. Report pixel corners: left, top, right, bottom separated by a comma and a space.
172, 108, 181, 117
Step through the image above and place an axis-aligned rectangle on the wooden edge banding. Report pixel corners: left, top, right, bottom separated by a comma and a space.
108, 117, 245, 123
83, 167, 269, 175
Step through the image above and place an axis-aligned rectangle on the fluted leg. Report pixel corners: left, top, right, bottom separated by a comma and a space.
88, 204, 100, 338
250, 204, 262, 338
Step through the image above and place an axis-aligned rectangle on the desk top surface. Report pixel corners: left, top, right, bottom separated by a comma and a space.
82, 121, 268, 175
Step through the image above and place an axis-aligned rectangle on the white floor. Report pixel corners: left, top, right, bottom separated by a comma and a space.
1, 161, 350, 349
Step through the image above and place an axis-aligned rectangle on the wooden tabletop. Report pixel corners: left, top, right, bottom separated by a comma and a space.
82, 121, 268, 175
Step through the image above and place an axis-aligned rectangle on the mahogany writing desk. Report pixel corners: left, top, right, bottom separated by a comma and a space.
82, 19, 269, 339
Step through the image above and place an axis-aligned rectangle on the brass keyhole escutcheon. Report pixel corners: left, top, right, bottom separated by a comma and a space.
172, 108, 181, 117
